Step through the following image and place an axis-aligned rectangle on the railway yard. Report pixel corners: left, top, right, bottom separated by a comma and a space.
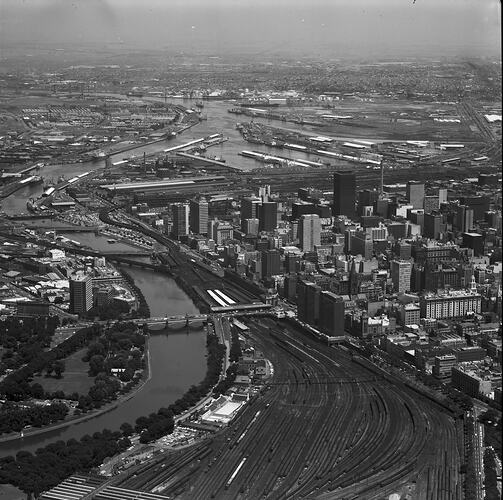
116, 317, 463, 500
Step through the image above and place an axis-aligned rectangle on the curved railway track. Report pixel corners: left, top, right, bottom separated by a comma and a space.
119, 317, 463, 499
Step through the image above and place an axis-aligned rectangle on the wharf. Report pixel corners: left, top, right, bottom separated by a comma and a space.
176, 152, 240, 172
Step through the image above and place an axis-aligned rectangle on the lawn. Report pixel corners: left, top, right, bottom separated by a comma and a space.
0, 484, 25, 500
32, 347, 95, 396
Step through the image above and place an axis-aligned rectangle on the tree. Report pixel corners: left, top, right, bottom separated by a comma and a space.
89, 355, 105, 376
120, 422, 134, 437
53, 360, 65, 379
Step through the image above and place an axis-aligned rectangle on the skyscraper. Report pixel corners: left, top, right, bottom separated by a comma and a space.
261, 249, 281, 278
258, 201, 278, 232
319, 292, 345, 336
298, 214, 321, 251
241, 196, 262, 220
189, 197, 208, 235
70, 274, 93, 315
333, 171, 356, 219
171, 203, 190, 239
297, 280, 321, 326
406, 181, 425, 210
390, 260, 412, 293
457, 205, 474, 233
424, 213, 443, 239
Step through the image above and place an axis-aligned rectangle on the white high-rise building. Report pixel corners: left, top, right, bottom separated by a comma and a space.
299, 214, 321, 252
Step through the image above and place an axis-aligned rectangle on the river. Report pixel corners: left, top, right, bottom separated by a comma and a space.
0, 232, 203, 456
1, 98, 322, 217
0, 98, 310, 455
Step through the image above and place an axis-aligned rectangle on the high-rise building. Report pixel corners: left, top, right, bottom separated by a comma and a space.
333, 171, 356, 219
298, 214, 321, 251
297, 280, 321, 326
438, 188, 448, 205
358, 189, 379, 215
406, 181, 425, 210
292, 202, 316, 219
258, 185, 271, 202
241, 218, 260, 235
241, 196, 262, 221
319, 292, 345, 336
462, 232, 484, 257
460, 196, 490, 221
423, 195, 439, 213
390, 260, 412, 293
171, 203, 190, 239
423, 213, 442, 239
350, 231, 373, 259
189, 197, 208, 235
261, 249, 281, 278
258, 202, 278, 232
70, 274, 93, 315
456, 205, 474, 233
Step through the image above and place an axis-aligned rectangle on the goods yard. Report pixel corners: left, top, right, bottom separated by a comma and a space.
116, 317, 463, 500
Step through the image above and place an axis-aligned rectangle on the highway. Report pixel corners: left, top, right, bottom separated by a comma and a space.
117, 316, 463, 499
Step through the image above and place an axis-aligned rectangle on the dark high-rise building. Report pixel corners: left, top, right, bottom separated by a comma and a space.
241, 196, 262, 220
297, 280, 321, 326
292, 202, 316, 219
460, 196, 490, 221
258, 202, 278, 232
189, 197, 208, 235
261, 249, 281, 278
423, 213, 442, 239
456, 205, 474, 232
171, 203, 190, 239
462, 232, 484, 257
70, 274, 93, 315
319, 292, 345, 336
333, 171, 356, 219
284, 253, 301, 274
283, 274, 298, 302
358, 189, 379, 215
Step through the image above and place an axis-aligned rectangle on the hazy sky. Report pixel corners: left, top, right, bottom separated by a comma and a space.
0, 0, 500, 58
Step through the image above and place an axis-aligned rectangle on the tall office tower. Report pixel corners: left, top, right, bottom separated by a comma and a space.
390, 260, 412, 293
333, 171, 356, 219
358, 189, 379, 215
241, 196, 262, 221
460, 196, 490, 221
457, 205, 474, 233
297, 280, 321, 326
258, 201, 278, 232
350, 231, 373, 259
298, 214, 321, 252
258, 185, 271, 202
261, 249, 281, 278
375, 198, 390, 218
241, 218, 260, 235
70, 274, 93, 315
189, 197, 208, 235
284, 252, 301, 273
438, 188, 448, 205
406, 181, 425, 210
171, 203, 190, 239
423, 195, 439, 213
319, 291, 345, 336
423, 213, 442, 239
